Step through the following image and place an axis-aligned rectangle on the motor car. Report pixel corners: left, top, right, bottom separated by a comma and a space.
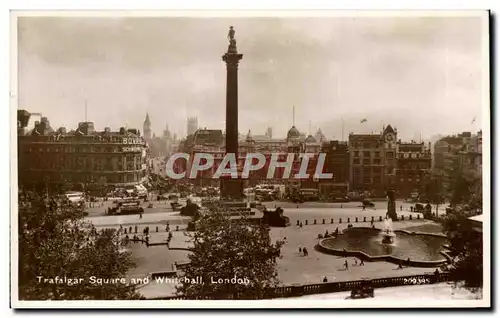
331, 196, 350, 203
351, 280, 374, 299
362, 199, 375, 208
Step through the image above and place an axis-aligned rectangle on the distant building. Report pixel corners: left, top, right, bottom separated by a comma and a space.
433, 131, 482, 188
187, 117, 199, 136
265, 126, 273, 139
143, 113, 176, 159
348, 125, 397, 197
143, 113, 152, 139
395, 141, 432, 198
18, 111, 148, 192
320, 140, 350, 197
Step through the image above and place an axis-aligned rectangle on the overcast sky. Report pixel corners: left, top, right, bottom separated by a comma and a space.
17, 14, 486, 141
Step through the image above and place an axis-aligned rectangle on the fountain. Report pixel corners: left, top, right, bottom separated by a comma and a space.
381, 218, 396, 244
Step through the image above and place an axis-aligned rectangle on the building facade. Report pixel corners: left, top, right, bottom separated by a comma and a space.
172, 126, 327, 190
187, 117, 199, 137
320, 140, 350, 197
395, 141, 432, 198
348, 125, 397, 197
433, 131, 482, 188
18, 112, 148, 192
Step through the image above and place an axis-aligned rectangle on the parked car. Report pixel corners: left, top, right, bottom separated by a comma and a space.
331, 196, 350, 203
414, 203, 425, 212
351, 280, 374, 299
362, 199, 375, 208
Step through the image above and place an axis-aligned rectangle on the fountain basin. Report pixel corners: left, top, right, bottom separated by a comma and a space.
318, 227, 448, 267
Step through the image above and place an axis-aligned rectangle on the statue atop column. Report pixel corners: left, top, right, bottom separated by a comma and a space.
227, 26, 237, 53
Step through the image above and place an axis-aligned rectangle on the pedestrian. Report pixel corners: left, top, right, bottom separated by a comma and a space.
303, 247, 308, 257
299, 222, 303, 228
344, 260, 349, 270
139, 213, 143, 219
323, 277, 328, 283
398, 261, 403, 269
354, 259, 358, 266
299, 247, 302, 254
400, 205, 403, 211
360, 259, 364, 266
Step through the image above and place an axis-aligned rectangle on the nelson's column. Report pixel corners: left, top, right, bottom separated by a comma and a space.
220, 26, 244, 200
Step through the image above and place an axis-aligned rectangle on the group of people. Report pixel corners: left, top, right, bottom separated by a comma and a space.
343, 258, 365, 270
298, 247, 309, 257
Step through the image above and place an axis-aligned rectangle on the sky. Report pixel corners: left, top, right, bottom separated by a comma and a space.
16, 14, 487, 141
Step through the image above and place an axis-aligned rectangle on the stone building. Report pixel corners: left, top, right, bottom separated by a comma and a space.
319, 140, 350, 197
395, 141, 432, 198
348, 125, 397, 197
17, 110, 148, 192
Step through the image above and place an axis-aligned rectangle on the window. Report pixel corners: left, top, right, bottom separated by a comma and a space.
363, 151, 370, 157
386, 152, 394, 159
373, 167, 381, 173
363, 167, 370, 174
354, 151, 359, 157
363, 177, 371, 184
353, 158, 360, 164
363, 159, 370, 165
363, 143, 370, 149
374, 159, 381, 165
374, 151, 380, 158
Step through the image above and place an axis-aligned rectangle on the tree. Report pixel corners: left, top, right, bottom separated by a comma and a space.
441, 164, 483, 290
422, 171, 446, 217
448, 167, 482, 212
176, 207, 284, 299
442, 209, 483, 289
18, 191, 144, 300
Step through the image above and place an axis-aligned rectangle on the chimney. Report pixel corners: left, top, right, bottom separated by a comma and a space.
59, 127, 66, 134
119, 127, 126, 134
104, 127, 111, 133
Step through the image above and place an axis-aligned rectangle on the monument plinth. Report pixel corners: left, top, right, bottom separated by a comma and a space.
220, 26, 244, 201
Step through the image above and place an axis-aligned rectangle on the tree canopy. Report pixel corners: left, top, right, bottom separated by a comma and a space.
441, 165, 483, 289
18, 191, 143, 300
442, 209, 483, 289
176, 207, 284, 299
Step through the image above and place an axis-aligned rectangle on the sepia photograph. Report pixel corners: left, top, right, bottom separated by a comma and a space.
11, 10, 490, 308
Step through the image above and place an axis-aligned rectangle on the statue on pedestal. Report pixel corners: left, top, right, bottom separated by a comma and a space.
227, 26, 237, 53
386, 189, 398, 221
